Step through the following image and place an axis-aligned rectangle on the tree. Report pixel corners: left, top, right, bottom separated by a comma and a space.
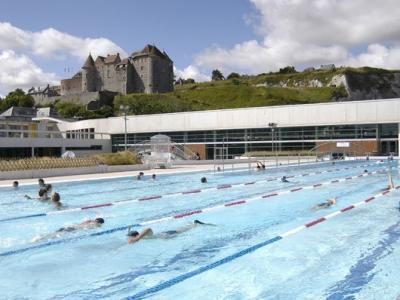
0, 89, 35, 112
227, 72, 240, 79
278, 66, 297, 74
212, 69, 225, 81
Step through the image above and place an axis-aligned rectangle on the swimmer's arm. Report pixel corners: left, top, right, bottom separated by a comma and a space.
128, 228, 152, 244
24, 195, 32, 199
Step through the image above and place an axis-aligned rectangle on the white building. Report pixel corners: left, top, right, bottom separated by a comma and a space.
2, 98, 400, 159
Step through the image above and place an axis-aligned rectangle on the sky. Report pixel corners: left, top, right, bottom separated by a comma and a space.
1, 0, 400, 96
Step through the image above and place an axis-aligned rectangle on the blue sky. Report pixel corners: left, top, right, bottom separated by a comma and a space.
1, 0, 400, 95
1, 0, 256, 77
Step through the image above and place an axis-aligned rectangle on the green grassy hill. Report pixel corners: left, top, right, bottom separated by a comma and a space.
52, 66, 399, 118
115, 66, 397, 116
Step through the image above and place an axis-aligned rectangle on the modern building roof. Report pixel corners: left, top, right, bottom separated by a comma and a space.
57, 98, 400, 135
0, 106, 59, 121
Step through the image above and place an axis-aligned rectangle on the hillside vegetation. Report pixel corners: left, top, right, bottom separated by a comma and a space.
11, 66, 396, 118
114, 66, 397, 116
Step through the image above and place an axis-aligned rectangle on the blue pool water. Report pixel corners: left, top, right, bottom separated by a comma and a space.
0, 160, 399, 299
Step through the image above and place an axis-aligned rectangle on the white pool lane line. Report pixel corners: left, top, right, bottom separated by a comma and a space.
126, 186, 400, 300
0, 158, 372, 188
0, 169, 386, 257
0, 162, 379, 223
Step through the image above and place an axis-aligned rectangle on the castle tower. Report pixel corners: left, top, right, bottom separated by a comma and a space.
81, 54, 97, 92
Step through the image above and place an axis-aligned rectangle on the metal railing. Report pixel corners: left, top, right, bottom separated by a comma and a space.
0, 129, 111, 140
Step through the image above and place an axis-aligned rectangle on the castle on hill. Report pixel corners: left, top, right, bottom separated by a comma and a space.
62, 44, 173, 95
29, 44, 174, 108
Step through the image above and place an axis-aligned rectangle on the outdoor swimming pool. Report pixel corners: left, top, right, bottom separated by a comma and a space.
0, 160, 399, 299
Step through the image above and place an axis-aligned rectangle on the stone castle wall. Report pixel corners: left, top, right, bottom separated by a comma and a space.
61, 77, 82, 95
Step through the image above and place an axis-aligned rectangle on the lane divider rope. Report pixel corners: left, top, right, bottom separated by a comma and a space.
0, 162, 378, 223
126, 185, 400, 300
0, 170, 383, 258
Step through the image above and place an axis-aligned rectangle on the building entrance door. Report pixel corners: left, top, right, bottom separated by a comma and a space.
214, 147, 228, 160
380, 141, 398, 156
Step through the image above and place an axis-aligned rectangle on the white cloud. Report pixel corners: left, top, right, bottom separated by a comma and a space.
192, 0, 400, 75
0, 22, 30, 50
174, 65, 210, 82
0, 22, 126, 96
0, 50, 58, 96
0, 22, 126, 60
31, 28, 126, 60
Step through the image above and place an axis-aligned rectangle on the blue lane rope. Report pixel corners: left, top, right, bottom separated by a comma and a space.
126, 236, 283, 300
0, 224, 140, 257
0, 213, 46, 222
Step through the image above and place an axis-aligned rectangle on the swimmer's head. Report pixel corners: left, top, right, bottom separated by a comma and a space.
52, 192, 60, 202
364, 169, 368, 173
38, 178, 45, 186
152, 174, 156, 179
127, 230, 139, 237
201, 177, 207, 183
13, 181, 19, 188
329, 199, 336, 205
139, 172, 144, 176
95, 218, 105, 224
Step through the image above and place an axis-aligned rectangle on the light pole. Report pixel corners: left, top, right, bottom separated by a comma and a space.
120, 104, 128, 151
268, 122, 278, 166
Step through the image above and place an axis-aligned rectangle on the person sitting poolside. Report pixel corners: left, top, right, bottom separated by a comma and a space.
127, 220, 215, 244
33, 218, 105, 242
12, 181, 19, 189
312, 198, 336, 210
281, 176, 289, 183
24, 188, 49, 201
201, 177, 207, 183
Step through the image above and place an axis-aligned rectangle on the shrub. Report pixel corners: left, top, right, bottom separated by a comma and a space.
91, 151, 141, 165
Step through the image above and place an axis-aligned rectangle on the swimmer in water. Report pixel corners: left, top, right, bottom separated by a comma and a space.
281, 176, 289, 183
127, 220, 215, 244
312, 198, 336, 210
201, 177, 207, 183
24, 187, 49, 201
12, 181, 19, 189
33, 218, 105, 242
38, 178, 45, 188
152, 174, 156, 180
51, 192, 62, 208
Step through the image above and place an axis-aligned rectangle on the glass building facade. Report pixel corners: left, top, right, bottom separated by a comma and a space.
111, 123, 399, 159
